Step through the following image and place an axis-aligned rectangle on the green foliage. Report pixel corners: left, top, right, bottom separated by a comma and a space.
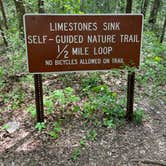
82, 84, 125, 127
51, 87, 80, 104
79, 138, 86, 147
45, 0, 82, 14
25, 0, 38, 13
133, 109, 144, 124
35, 122, 46, 131
0, 66, 4, 78
11, 87, 26, 110
1, 85, 26, 111
27, 105, 36, 118
49, 121, 62, 139
71, 148, 80, 161
58, 73, 78, 87
87, 129, 97, 141
52, 121, 62, 132
49, 131, 59, 139
1, 124, 10, 130
81, 72, 102, 94
27, 87, 80, 119
82, 101, 97, 119
0, 67, 5, 89
44, 98, 54, 114
103, 118, 115, 128
143, 31, 166, 58
50, 87, 80, 117
136, 31, 166, 99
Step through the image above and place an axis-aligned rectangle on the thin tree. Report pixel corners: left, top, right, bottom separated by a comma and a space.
148, 0, 160, 25
141, 0, 149, 17
38, 0, 44, 13
160, 16, 166, 43
13, 0, 26, 38
0, 0, 8, 29
126, 0, 132, 13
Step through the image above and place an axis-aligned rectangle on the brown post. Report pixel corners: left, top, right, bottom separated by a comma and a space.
34, 74, 44, 122
126, 71, 135, 121
125, 0, 135, 121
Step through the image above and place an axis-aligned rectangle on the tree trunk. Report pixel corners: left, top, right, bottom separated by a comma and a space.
160, 16, 166, 43
0, 0, 8, 29
141, 0, 149, 17
38, 0, 44, 13
13, 0, 26, 38
0, 24, 8, 47
148, 0, 160, 25
126, 0, 133, 13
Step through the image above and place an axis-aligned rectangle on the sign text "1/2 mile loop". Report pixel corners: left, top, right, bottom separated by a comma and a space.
24, 14, 143, 73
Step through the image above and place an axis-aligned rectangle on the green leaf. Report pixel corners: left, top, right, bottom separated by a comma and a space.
103, 119, 114, 128
53, 122, 62, 132
44, 99, 54, 114
133, 109, 144, 124
2, 124, 10, 130
35, 122, 46, 131
71, 148, 80, 161
64, 87, 74, 95
73, 105, 80, 112
154, 56, 161, 62
88, 129, 97, 141
27, 105, 36, 118
79, 139, 86, 147
51, 90, 64, 100
49, 131, 59, 139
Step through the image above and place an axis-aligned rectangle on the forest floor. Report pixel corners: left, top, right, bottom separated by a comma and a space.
0, 45, 166, 166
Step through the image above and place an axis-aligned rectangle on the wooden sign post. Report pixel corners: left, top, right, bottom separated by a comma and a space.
34, 74, 44, 122
24, 14, 143, 122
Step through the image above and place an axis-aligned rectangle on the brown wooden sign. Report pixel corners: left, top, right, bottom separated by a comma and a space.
24, 14, 143, 73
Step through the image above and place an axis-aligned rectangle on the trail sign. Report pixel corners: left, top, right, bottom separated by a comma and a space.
24, 14, 143, 73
